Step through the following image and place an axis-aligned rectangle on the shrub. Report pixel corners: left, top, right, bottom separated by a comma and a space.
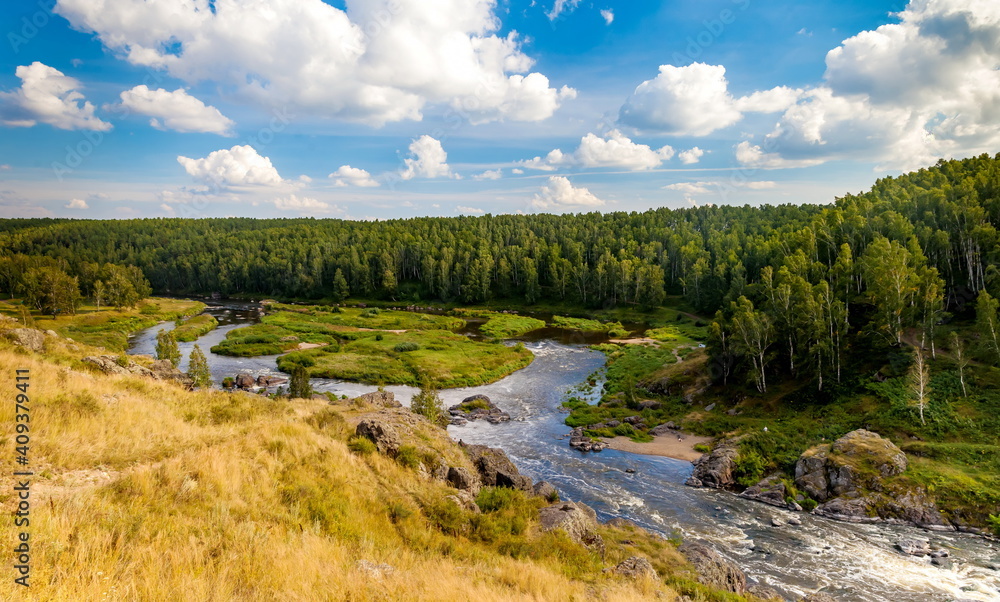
138, 302, 160, 315
347, 436, 376, 455
733, 449, 767, 486
374, 333, 384, 341
395, 445, 421, 469
693, 443, 711, 453
360, 308, 380, 317
222, 377, 235, 388
394, 341, 420, 352
476, 487, 522, 513
801, 498, 819, 512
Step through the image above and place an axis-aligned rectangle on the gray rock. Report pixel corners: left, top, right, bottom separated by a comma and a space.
5, 328, 44, 352
684, 476, 703, 487
462, 443, 533, 491
445, 491, 480, 514
690, 439, 739, 489
607, 556, 657, 580
741, 474, 790, 508
746, 584, 782, 600
355, 419, 402, 456
538, 501, 604, 552
704, 403, 716, 411
354, 391, 402, 408
788, 516, 802, 526
770, 517, 784, 527
896, 538, 931, 556
930, 556, 951, 568
814, 497, 879, 523
234, 373, 256, 389
533, 480, 559, 501
679, 541, 746, 594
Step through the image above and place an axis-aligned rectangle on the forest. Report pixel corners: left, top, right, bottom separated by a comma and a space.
1, 153, 999, 397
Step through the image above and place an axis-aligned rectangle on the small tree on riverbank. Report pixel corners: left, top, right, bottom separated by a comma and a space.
156, 330, 181, 368
411, 380, 447, 427
188, 344, 211, 388
289, 364, 312, 399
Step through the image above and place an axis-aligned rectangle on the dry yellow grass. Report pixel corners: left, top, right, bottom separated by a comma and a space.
0, 339, 712, 601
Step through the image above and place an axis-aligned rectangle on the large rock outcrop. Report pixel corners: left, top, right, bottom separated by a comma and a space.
355, 418, 402, 456
538, 501, 604, 552
353, 391, 402, 408
5, 328, 45, 352
461, 443, 533, 491
607, 556, 657, 580
83, 355, 156, 378
794, 430, 907, 502
687, 439, 740, 489
678, 541, 746, 594
791, 429, 951, 529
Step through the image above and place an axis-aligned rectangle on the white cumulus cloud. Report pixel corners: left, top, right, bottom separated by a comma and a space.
118, 85, 235, 134
178, 145, 284, 187
400, 135, 455, 180
471, 169, 502, 180
519, 130, 674, 171
678, 147, 705, 165
329, 165, 380, 187
0, 62, 111, 131
66, 198, 89, 209
456, 205, 485, 214
532, 176, 605, 210
618, 63, 800, 136
736, 0, 1000, 170
600, 9, 614, 25
55, 0, 575, 127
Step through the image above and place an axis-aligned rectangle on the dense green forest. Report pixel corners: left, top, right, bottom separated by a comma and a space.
2, 154, 1000, 396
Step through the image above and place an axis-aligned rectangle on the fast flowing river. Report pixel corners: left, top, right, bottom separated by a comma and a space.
129, 302, 1000, 601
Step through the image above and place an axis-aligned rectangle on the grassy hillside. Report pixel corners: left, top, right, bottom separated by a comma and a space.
0, 334, 755, 601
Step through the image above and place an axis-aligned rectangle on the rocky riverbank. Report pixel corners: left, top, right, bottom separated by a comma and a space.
686, 429, 992, 535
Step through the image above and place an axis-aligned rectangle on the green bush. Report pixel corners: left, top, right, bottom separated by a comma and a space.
360, 308, 381, 317
476, 487, 523, 513
801, 498, 819, 512
347, 436, 376, 455
733, 449, 767, 486
989, 514, 1000, 536
394, 341, 420, 352
693, 443, 711, 453
396, 445, 421, 469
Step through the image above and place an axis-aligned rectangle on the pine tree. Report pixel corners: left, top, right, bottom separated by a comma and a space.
188, 344, 212, 389
333, 268, 350, 302
289, 364, 312, 399
155, 330, 181, 368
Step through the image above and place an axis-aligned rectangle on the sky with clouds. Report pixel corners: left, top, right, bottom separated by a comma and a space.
0, 0, 998, 219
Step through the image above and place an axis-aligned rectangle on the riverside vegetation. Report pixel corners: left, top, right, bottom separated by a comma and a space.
0, 322, 761, 601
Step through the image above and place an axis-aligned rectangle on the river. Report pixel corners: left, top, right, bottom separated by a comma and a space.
129, 301, 1000, 601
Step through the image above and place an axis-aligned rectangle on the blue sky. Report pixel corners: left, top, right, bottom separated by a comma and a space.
0, 0, 997, 219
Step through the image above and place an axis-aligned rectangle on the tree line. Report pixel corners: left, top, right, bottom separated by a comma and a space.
1, 154, 998, 391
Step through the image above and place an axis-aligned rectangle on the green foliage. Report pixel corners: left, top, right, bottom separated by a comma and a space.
172, 314, 219, 342
551, 315, 628, 337
395, 445, 421, 469
347, 436, 376, 455
989, 514, 1000, 537
289, 364, 312, 399
475, 487, 523, 513
733, 449, 767, 486
155, 329, 181, 368
187, 344, 212, 388
411, 384, 447, 427
479, 314, 546, 338
393, 341, 420, 352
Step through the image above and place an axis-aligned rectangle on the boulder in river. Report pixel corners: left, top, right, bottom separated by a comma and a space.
448, 394, 510, 423
895, 538, 931, 556
690, 439, 740, 489
740, 474, 791, 508
678, 541, 746, 594
234, 373, 256, 390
